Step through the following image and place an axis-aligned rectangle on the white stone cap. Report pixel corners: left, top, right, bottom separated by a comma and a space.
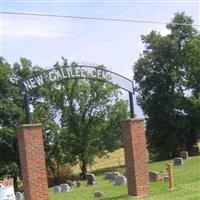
19, 123, 42, 128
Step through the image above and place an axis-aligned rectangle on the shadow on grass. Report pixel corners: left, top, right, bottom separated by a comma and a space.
103, 195, 128, 200
90, 165, 125, 176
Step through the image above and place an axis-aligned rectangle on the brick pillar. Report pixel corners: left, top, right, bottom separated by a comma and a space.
17, 124, 49, 200
122, 118, 149, 197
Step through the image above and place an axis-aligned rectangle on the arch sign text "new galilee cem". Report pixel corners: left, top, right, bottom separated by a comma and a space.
19, 65, 135, 122
20, 65, 133, 94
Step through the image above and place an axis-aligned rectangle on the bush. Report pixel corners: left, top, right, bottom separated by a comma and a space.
47, 160, 73, 186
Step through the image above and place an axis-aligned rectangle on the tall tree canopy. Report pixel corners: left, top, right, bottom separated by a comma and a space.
134, 12, 200, 160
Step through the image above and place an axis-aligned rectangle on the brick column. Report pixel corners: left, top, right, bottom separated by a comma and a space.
122, 118, 149, 197
17, 124, 49, 200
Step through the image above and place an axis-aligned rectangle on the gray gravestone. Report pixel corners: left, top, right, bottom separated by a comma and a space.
53, 186, 61, 193
148, 171, 162, 182
66, 180, 73, 187
180, 151, 189, 159
15, 192, 23, 200
105, 172, 112, 179
87, 174, 96, 185
94, 191, 104, 198
114, 175, 127, 185
110, 172, 120, 181
60, 184, 71, 192
173, 157, 184, 166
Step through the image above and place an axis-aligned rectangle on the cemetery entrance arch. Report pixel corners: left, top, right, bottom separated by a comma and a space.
17, 65, 149, 200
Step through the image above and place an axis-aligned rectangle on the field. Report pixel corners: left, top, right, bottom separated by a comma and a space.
49, 150, 200, 200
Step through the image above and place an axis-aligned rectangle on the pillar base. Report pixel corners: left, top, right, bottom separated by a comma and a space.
17, 124, 49, 200
122, 118, 149, 196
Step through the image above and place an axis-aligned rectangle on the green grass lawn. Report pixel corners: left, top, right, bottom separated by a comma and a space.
49, 155, 200, 200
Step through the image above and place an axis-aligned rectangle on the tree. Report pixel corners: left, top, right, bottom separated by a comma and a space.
183, 34, 200, 153
34, 61, 128, 176
0, 57, 128, 185
134, 12, 199, 160
0, 57, 53, 188
0, 58, 26, 190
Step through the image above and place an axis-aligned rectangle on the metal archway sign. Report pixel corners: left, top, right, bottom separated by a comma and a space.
19, 65, 134, 122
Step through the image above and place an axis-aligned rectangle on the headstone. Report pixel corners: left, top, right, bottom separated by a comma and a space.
105, 172, 112, 179
87, 174, 96, 185
173, 157, 184, 166
60, 184, 71, 192
66, 180, 73, 187
105, 172, 120, 180
15, 192, 23, 200
180, 151, 189, 159
94, 191, 104, 198
53, 186, 61, 193
110, 172, 120, 181
164, 175, 169, 181
114, 175, 127, 185
148, 171, 162, 182
76, 181, 82, 187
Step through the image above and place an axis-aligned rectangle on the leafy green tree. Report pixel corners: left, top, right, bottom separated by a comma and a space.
0, 58, 25, 190
183, 34, 200, 153
36, 61, 129, 176
32, 98, 74, 184
0, 57, 128, 185
0, 57, 51, 188
134, 12, 199, 160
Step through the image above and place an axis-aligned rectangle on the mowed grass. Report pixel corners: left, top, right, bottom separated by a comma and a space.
49, 152, 200, 200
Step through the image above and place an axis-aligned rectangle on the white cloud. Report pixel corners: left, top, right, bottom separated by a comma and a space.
159, 27, 171, 36
145, 24, 171, 36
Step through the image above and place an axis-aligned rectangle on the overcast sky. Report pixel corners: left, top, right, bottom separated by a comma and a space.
1, 0, 200, 116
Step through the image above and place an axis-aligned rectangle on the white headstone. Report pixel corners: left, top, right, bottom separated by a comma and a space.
53, 186, 61, 193
60, 184, 71, 192
15, 192, 23, 200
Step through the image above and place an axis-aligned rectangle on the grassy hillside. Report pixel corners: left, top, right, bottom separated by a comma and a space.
49, 152, 200, 200
72, 149, 125, 174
